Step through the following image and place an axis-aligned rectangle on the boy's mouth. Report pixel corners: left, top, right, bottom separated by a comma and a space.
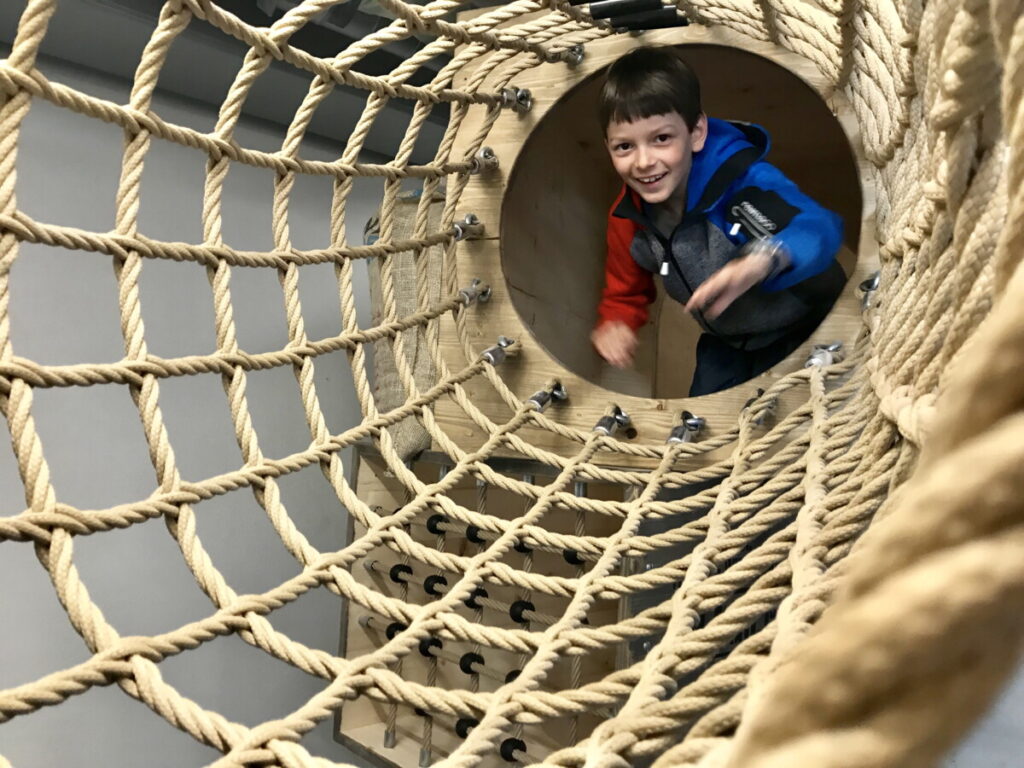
635, 172, 667, 186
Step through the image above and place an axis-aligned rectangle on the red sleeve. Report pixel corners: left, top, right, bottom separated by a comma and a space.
596, 191, 655, 331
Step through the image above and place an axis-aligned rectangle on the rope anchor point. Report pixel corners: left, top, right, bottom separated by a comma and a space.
805, 341, 844, 367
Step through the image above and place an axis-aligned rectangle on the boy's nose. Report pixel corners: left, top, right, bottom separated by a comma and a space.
635, 148, 654, 171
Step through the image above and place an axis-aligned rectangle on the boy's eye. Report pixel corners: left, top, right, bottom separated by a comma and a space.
613, 143, 632, 152
655, 134, 673, 143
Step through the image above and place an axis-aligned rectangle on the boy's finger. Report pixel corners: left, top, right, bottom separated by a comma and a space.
689, 288, 720, 313
685, 291, 703, 312
706, 287, 739, 319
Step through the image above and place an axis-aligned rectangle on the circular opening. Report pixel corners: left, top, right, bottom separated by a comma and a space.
501, 44, 862, 399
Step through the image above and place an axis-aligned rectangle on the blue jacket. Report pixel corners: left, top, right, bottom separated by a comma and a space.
599, 118, 846, 349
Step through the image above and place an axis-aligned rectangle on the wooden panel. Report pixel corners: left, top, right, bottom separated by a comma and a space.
434, 23, 878, 463
338, 448, 627, 765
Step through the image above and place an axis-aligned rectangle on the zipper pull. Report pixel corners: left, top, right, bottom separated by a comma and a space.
660, 261, 669, 276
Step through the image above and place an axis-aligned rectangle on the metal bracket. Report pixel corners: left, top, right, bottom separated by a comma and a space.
667, 410, 705, 443
593, 406, 636, 438
741, 387, 776, 426
500, 86, 533, 113
805, 341, 844, 368
482, 335, 515, 365
453, 213, 484, 241
527, 382, 569, 412
859, 271, 881, 310
459, 278, 492, 306
470, 146, 498, 174
565, 43, 585, 66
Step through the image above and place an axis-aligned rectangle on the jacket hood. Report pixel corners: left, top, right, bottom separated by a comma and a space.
686, 118, 770, 212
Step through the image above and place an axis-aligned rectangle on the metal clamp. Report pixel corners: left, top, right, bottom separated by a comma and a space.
741, 387, 776, 426
527, 382, 568, 412
482, 335, 515, 365
565, 43, 585, 66
859, 270, 881, 310
470, 146, 498, 174
805, 341, 844, 368
453, 212, 484, 241
459, 278, 492, 306
500, 86, 533, 113
667, 410, 705, 443
593, 406, 636, 438
742, 388, 766, 411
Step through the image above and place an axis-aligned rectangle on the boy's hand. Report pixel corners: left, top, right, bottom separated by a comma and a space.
685, 242, 787, 320
592, 321, 638, 368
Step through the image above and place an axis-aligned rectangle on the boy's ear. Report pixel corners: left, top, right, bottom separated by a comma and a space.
691, 113, 709, 152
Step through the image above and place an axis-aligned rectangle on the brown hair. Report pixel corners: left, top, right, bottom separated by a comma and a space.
599, 46, 702, 132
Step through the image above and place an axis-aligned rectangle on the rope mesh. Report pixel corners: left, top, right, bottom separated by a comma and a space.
2, 1, 1023, 767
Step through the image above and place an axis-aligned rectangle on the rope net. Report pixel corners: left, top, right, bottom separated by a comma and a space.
2, 1, 1023, 767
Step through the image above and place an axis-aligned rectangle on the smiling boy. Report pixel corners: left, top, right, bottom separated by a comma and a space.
591, 46, 846, 396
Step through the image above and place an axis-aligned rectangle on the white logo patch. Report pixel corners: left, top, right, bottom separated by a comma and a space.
730, 201, 777, 237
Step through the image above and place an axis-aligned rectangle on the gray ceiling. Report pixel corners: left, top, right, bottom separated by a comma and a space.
0, 0, 498, 159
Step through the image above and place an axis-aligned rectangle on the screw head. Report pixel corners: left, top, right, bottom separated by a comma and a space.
515, 88, 533, 112
859, 272, 880, 293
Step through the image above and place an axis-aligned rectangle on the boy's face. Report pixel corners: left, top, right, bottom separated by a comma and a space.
605, 112, 708, 210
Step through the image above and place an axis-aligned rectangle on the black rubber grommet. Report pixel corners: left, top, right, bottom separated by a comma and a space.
464, 587, 488, 610
563, 549, 584, 565
426, 513, 447, 535
500, 737, 526, 762
465, 524, 486, 544
459, 652, 484, 675
389, 563, 413, 584
423, 574, 448, 596
513, 538, 532, 554
385, 622, 407, 640
418, 637, 443, 657
509, 600, 535, 624
504, 669, 521, 683
455, 717, 479, 739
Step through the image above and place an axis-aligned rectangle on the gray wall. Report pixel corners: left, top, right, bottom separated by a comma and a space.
945, 665, 1024, 768
0, 55, 382, 767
